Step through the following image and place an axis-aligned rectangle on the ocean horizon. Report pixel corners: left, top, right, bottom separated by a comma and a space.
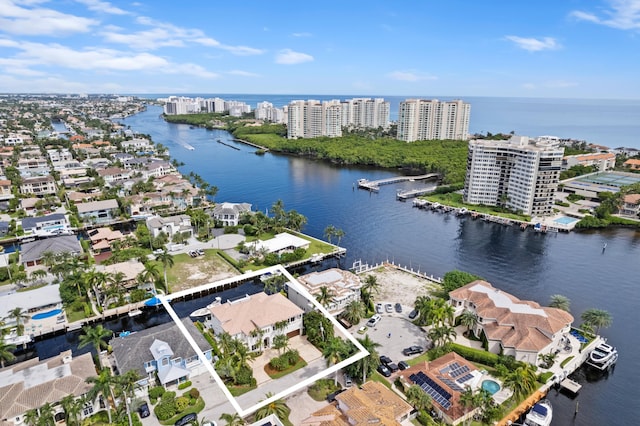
133, 93, 640, 150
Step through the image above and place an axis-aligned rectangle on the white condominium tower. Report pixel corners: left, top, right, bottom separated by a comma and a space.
287, 100, 342, 139
341, 98, 390, 129
397, 99, 470, 142
463, 135, 564, 217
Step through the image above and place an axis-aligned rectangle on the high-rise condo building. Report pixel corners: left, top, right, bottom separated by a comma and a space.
340, 98, 390, 129
397, 99, 470, 142
463, 135, 564, 217
287, 100, 343, 139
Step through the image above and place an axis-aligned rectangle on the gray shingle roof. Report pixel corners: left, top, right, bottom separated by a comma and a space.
110, 318, 211, 377
20, 235, 82, 264
21, 213, 66, 231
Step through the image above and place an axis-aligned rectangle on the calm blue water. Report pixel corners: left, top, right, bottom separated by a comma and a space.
112, 106, 640, 425
134, 94, 640, 149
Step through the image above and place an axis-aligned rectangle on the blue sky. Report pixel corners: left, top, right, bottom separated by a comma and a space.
0, 0, 639, 98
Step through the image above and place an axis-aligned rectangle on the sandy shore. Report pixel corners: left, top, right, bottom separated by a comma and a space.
358, 264, 442, 308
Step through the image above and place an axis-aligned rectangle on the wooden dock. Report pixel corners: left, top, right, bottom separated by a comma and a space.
560, 378, 582, 394
396, 187, 435, 200
357, 173, 439, 191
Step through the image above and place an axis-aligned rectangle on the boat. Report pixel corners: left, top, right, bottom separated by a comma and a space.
128, 309, 143, 317
523, 399, 552, 426
190, 297, 222, 318
431, 202, 441, 210
587, 342, 618, 370
456, 207, 468, 216
310, 253, 323, 263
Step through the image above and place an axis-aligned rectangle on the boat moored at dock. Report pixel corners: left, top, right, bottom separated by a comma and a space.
587, 341, 618, 370
523, 399, 552, 426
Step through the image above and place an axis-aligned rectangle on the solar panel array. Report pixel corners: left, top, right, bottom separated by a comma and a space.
457, 373, 475, 383
449, 363, 470, 378
439, 377, 464, 392
410, 372, 452, 410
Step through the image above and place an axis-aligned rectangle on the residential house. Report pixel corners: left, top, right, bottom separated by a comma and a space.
46, 148, 74, 163
449, 280, 574, 364
294, 268, 361, 314
301, 381, 413, 426
20, 236, 83, 267
211, 202, 252, 226
0, 179, 13, 201
206, 292, 304, 352
0, 222, 8, 237
87, 227, 129, 253
249, 232, 310, 255
141, 161, 173, 179
621, 194, 640, 217
0, 351, 98, 426
76, 199, 119, 224
400, 353, 486, 425
623, 158, 640, 170
145, 214, 192, 239
95, 260, 145, 287
0, 284, 61, 322
21, 213, 69, 235
562, 152, 616, 171
110, 319, 213, 389
121, 138, 153, 152
97, 167, 132, 186
19, 176, 57, 196
2, 134, 24, 145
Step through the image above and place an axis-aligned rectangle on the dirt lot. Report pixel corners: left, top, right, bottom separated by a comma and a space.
168, 250, 239, 292
359, 264, 441, 308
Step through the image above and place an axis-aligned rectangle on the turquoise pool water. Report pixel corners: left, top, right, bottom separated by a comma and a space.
32, 309, 62, 320
481, 379, 500, 395
554, 216, 579, 225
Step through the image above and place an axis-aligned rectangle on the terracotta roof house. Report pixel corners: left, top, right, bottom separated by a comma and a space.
0, 351, 97, 426
301, 381, 413, 425
623, 158, 640, 170
110, 319, 212, 389
294, 268, 362, 314
621, 193, 640, 217
20, 236, 82, 267
400, 352, 483, 425
206, 292, 304, 352
211, 202, 252, 226
88, 227, 128, 252
449, 281, 574, 364
562, 152, 616, 171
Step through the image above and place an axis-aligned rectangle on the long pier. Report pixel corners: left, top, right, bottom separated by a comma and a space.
396, 187, 435, 200
357, 173, 439, 192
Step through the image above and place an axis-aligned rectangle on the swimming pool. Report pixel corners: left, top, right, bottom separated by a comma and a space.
481, 379, 501, 395
31, 308, 62, 320
554, 216, 579, 225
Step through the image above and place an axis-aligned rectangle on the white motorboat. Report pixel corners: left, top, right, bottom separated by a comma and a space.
523, 399, 552, 426
128, 309, 143, 317
587, 342, 618, 370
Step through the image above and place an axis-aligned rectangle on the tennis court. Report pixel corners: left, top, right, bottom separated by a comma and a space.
576, 172, 640, 187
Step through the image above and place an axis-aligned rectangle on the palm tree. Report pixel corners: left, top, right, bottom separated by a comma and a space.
139, 262, 160, 289
581, 308, 612, 335
354, 334, 381, 382
23, 409, 39, 426
322, 337, 348, 386
413, 295, 432, 326
5, 307, 30, 336
115, 370, 142, 426
155, 250, 175, 294
549, 294, 571, 312
78, 325, 113, 369
315, 286, 335, 308
458, 309, 478, 337
60, 395, 82, 426
219, 413, 246, 426
428, 324, 457, 348
405, 384, 432, 412
86, 369, 116, 424
323, 225, 336, 244
503, 364, 538, 401
272, 334, 289, 355
459, 387, 481, 426
254, 392, 289, 423
285, 210, 307, 231
362, 275, 381, 297
341, 300, 366, 325
0, 340, 16, 367
37, 403, 55, 426
334, 228, 345, 246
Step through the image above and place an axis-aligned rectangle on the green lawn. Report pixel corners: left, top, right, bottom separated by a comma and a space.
228, 383, 258, 397
265, 357, 308, 379
423, 193, 531, 222
308, 379, 341, 401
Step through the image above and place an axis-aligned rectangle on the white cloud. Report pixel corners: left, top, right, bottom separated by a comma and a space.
387, 71, 437, 82
505, 36, 560, 51
292, 32, 312, 37
570, 0, 640, 30
75, 0, 129, 15
219, 45, 264, 56
0, 0, 97, 35
100, 28, 186, 49
275, 49, 313, 65
228, 70, 260, 77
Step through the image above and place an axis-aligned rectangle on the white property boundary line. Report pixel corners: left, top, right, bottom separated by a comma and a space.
159, 264, 368, 418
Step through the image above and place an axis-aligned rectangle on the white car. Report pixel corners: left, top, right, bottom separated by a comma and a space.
366, 314, 381, 327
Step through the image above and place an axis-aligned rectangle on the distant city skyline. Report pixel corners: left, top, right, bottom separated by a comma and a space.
1, 0, 639, 99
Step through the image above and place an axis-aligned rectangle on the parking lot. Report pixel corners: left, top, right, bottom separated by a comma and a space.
354, 309, 430, 365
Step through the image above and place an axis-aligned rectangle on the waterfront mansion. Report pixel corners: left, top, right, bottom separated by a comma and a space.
449, 281, 574, 365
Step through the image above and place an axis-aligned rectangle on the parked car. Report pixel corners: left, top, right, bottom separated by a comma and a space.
343, 373, 353, 387
327, 388, 346, 402
376, 303, 383, 314
398, 360, 410, 370
137, 402, 150, 418
175, 413, 197, 426
385, 303, 393, 313
377, 364, 392, 377
395, 303, 402, 313
196, 248, 204, 256
402, 346, 424, 356
408, 309, 418, 319
379, 355, 392, 365
188, 250, 198, 258
357, 326, 367, 335
387, 362, 399, 373
366, 314, 381, 327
